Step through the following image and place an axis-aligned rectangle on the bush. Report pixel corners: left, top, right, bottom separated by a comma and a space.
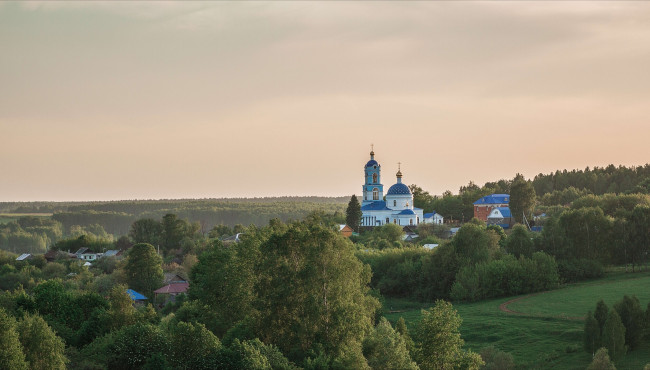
557, 259, 604, 283
451, 252, 559, 302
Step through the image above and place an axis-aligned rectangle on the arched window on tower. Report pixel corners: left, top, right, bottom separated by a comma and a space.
373, 188, 379, 200
393, 200, 397, 207
410, 219, 413, 225
372, 173, 377, 184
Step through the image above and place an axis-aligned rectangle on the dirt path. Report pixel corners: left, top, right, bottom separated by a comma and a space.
498, 292, 584, 321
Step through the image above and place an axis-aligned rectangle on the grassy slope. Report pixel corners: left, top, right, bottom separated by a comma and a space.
385, 271, 650, 370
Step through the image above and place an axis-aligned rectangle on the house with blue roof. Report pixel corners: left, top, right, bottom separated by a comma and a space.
487, 207, 513, 229
423, 212, 444, 225
126, 289, 148, 302
473, 194, 510, 222
359, 148, 424, 227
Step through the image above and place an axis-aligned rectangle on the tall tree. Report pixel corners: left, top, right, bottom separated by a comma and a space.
161, 213, 187, 251
626, 206, 650, 272
189, 238, 260, 337
17, 314, 67, 370
584, 311, 601, 356
255, 220, 380, 363
510, 174, 537, 224
129, 218, 162, 246
602, 310, 626, 361
346, 195, 362, 232
409, 184, 434, 210
123, 243, 163, 299
413, 300, 483, 370
613, 295, 645, 350
0, 308, 27, 370
594, 300, 609, 335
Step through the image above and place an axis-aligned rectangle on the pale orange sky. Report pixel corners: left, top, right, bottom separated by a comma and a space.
1, 1, 649, 201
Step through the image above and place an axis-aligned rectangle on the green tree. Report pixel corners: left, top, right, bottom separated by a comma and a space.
453, 223, 500, 265
505, 224, 534, 258
109, 323, 169, 370
166, 321, 221, 369
208, 224, 232, 238
128, 218, 162, 246
255, 220, 380, 361
17, 314, 67, 370
413, 300, 483, 370
107, 284, 138, 330
0, 308, 27, 370
395, 316, 415, 354
613, 295, 645, 349
559, 207, 613, 261
345, 195, 362, 232
602, 309, 626, 361
189, 238, 259, 337
626, 206, 650, 272
595, 300, 609, 335
363, 317, 418, 370
587, 347, 616, 370
161, 214, 188, 252
584, 311, 601, 356
409, 184, 434, 210
123, 243, 163, 300
510, 174, 536, 224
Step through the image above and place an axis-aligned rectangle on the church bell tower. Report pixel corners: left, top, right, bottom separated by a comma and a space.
362, 146, 384, 206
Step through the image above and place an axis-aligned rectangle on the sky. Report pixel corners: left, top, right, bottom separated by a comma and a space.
1, 1, 650, 201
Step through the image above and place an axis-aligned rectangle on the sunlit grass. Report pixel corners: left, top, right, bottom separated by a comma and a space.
383, 270, 650, 369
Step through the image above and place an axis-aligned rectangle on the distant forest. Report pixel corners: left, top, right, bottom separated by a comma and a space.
0, 197, 348, 253
1, 164, 650, 253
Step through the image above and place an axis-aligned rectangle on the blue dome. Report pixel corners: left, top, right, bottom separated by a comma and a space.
387, 183, 411, 195
365, 160, 378, 168
399, 209, 415, 215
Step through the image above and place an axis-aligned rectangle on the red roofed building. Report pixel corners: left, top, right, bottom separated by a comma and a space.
154, 282, 189, 303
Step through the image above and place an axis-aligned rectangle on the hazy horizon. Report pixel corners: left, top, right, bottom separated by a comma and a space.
3, 2, 650, 202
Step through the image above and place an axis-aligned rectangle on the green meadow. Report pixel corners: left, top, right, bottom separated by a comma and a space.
385, 270, 650, 369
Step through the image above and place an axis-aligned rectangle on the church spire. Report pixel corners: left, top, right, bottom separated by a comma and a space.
370, 144, 375, 159
396, 162, 403, 183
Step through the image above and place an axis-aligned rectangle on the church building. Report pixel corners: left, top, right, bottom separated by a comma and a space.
360, 148, 424, 227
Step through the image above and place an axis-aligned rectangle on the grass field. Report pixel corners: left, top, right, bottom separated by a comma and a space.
0, 213, 53, 224
384, 270, 650, 370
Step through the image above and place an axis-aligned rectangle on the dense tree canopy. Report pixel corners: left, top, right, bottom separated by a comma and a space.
255, 219, 380, 362
124, 243, 164, 299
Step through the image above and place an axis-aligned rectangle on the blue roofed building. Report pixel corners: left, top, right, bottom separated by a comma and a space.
126, 289, 148, 301
473, 193, 510, 222
423, 212, 444, 225
360, 148, 424, 227
487, 207, 513, 229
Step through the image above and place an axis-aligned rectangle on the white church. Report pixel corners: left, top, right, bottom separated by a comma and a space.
360, 148, 425, 227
